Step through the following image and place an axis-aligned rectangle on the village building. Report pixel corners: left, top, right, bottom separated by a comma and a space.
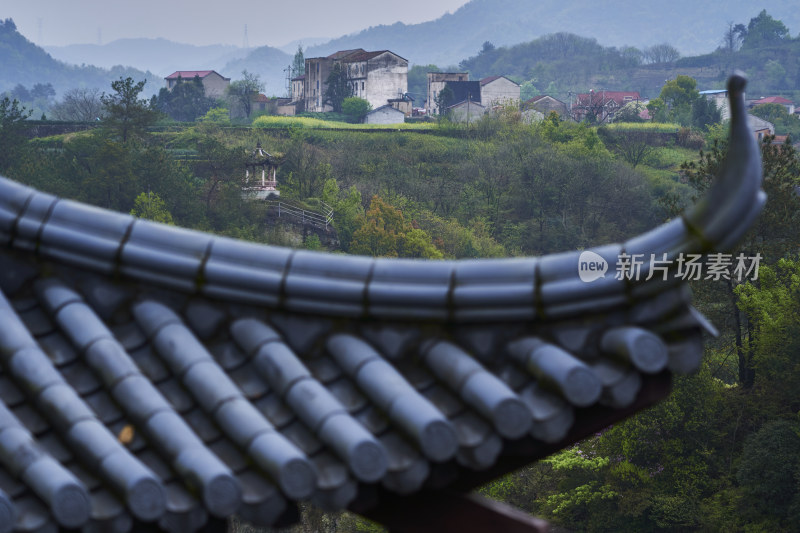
748, 114, 775, 141
522, 95, 569, 120
252, 93, 270, 113
164, 70, 230, 99
447, 99, 486, 123
479, 76, 520, 109
750, 95, 795, 115
303, 49, 408, 113
572, 90, 641, 123
291, 75, 305, 103
363, 104, 406, 124
388, 93, 414, 116
426, 72, 469, 115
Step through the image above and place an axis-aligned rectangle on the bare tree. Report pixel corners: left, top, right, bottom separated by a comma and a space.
642, 43, 680, 64
227, 70, 264, 119
51, 87, 105, 122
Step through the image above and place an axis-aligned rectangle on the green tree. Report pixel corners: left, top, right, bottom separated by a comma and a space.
742, 10, 790, 49
323, 63, 352, 113
101, 77, 158, 142
155, 75, 215, 122
227, 70, 264, 119
0, 96, 32, 172
321, 178, 363, 251
341, 97, 372, 121
130, 191, 175, 224
350, 196, 441, 258
691, 96, 722, 130
292, 45, 305, 77
434, 85, 455, 116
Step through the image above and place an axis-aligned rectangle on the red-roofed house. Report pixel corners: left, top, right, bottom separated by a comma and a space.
751, 96, 795, 115
572, 90, 641, 123
479, 76, 520, 109
303, 49, 408, 113
164, 70, 230, 99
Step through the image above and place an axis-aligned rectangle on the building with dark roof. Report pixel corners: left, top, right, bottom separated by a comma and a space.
572, 90, 641, 123
164, 71, 231, 99
0, 75, 764, 533
303, 49, 408, 113
426, 72, 469, 115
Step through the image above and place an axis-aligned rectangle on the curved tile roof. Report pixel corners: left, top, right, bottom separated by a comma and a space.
0, 75, 763, 532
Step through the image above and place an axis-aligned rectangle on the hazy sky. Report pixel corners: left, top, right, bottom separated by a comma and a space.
5, 0, 471, 48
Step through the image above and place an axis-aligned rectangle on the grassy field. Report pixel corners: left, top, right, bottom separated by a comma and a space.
251, 115, 436, 131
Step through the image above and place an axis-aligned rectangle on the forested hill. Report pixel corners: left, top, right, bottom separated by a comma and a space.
0, 19, 157, 97
306, 0, 800, 66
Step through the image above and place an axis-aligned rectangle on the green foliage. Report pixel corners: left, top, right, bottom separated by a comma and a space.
197, 107, 230, 124
751, 103, 800, 139
349, 196, 442, 258
736, 419, 800, 523
341, 97, 372, 121
742, 9, 791, 49
130, 192, 174, 224
155, 75, 215, 122
101, 77, 158, 142
323, 63, 353, 113
292, 45, 305, 77
0, 96, 32, 171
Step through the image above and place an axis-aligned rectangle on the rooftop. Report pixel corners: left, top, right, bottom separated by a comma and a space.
0, 75, 764, 533
164, 70, 229, 81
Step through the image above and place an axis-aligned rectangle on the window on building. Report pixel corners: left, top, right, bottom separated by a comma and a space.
361, 82, 364, 91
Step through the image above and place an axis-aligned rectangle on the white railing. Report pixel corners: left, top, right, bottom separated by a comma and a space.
265, 199, 334, 229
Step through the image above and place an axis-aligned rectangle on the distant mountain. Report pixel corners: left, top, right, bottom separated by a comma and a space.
220, 46, 293, 97
277, 37, 334, 56
45, 38, 248, 78
46, 36, 292, 98
305, 0, 800, 66
0, 19, 157, 98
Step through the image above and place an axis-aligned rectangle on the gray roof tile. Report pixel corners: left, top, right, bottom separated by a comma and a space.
0, 76, 765, 531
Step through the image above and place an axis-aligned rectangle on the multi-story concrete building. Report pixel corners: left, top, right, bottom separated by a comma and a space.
303, 49, 408, 113
164, 70, 230, 99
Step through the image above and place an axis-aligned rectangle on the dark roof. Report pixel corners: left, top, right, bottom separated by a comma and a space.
0, 75, 763, 533
479, 76, 517, 87
165, 71, 229, 81
326, 48, 366, 60
444, 81, 481, 106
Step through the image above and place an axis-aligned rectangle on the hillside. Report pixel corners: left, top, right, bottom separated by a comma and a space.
0, 19, 157, 97
220, 46, 293, 97
46, 38, 247, 78
306, 0, 800, 66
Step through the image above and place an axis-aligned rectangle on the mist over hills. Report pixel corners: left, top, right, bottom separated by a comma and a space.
5, 0, 800, 100
45, 38, 248, 78
305, 0, 800, 66
0, 19, 157, 98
